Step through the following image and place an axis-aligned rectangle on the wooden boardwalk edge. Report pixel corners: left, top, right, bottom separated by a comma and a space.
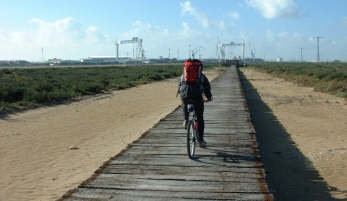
57, 66, 274, 201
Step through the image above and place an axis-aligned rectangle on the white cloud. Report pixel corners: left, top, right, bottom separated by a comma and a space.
29, 17, 85, 43
245, 0, 301, 19
239, 32, 254, 40
228, 11, 240, 20
266, 30, 277, 41
0, 17, 113, 60
180, 1, 211, 28
293, 32, 306, 41
180, 1, 232, 30
182, 22, 190, 33
266, 30, 308, 44
218, 21, 226, 30
29, 17, 110, 46
85, 25, 108, 43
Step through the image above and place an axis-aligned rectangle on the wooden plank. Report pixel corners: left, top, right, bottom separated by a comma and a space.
79, 175, 264, 193
57, 66, 274, 201
86, 172, 264, 182
62, 188, 271, 201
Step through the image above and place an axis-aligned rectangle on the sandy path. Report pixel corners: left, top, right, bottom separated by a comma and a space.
0, 69, 223, 201
239, 68, 347, 200
2, 67, 347, 200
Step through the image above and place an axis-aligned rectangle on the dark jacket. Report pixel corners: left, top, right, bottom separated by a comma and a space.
178, 73, 212, 100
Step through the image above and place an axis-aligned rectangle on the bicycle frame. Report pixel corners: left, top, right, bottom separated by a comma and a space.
186, 103, 199, 159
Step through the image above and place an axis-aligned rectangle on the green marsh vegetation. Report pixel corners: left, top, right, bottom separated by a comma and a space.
243, 62, 347, 98
0, 64, 217, 110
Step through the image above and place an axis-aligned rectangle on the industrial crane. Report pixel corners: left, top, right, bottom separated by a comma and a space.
248, 41, 255, 62
221, 42, 245, 60
191, 46, 206, 59
115, 37, 138, 60
216, 37, 225, 60
135, 38, 145, 60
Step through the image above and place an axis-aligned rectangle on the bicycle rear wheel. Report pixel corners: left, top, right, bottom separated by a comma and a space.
186, 120, 196, 159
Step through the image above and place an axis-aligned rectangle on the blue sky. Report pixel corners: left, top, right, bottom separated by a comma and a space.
1, 0, 346, 62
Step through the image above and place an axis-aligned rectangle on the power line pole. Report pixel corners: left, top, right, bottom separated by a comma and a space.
41, 47, 45, 63
312, 36, 323, 62
300, 47, 303, 62
189, 45, 190, 58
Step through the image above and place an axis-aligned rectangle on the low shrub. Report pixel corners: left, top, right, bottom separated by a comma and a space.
0, 64, 220, 109
244, 62, 347, 98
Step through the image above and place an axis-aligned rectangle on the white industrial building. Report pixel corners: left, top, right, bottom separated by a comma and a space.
80, 56, 130, 64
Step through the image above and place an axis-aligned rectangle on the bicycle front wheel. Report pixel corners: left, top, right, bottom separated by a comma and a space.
186, 120, 196, 159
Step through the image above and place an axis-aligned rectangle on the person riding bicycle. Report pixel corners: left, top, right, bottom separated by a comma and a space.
177, 59, 213, 147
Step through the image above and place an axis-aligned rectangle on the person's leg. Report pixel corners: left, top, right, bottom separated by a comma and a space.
194, 96, 205, 141
181, 97, 189, 121
181, 97, 189, 129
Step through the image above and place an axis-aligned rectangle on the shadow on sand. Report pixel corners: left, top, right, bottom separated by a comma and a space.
238, 69, 344, 200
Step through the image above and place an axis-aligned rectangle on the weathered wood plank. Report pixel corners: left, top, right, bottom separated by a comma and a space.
62, 188, 271, 201
79, 176, 264, 193
57, 66, 274, 201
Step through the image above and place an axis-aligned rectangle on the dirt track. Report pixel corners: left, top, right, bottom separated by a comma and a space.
1, 67, 346, 200
239, 68, 347, 200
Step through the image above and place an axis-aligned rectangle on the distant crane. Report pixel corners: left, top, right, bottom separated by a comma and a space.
248, 41, 255, 62
215, 44, 220, 60
216, 37, 225, 60
116, 37, 138, 60
191, 46, 206, 59
135, 39, 145, 60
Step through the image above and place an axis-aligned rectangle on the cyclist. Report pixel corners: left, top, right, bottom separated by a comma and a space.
177, 61, 213, 147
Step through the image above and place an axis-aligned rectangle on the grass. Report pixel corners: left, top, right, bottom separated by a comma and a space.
241, 62, 347, 98
0, 64, 219, 110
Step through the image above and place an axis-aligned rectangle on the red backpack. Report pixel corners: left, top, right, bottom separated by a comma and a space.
183, 59, 202, 83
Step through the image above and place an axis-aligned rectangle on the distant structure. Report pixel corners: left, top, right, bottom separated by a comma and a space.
277, 56, 283, 62
81, 56, 128, 64
312, 36, 323, 62
299, 47, 304, 62
47, 58, 61, 64
41, 47, 45, 63
116, 37, 145, 60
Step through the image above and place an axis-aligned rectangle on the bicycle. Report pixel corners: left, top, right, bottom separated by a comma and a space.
186, 102, 199, 159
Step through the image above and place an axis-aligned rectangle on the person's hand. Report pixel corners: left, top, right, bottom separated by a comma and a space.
204, 97, 213, 102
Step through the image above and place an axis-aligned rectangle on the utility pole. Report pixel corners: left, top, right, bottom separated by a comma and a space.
312, 36, 323, 62
189, 45, 190, 58
300, 47, 303, 62
41, 47, 45, 63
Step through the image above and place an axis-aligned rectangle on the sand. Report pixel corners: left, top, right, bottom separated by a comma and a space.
0, 69, 223, 201
1, 67, 346, 200
239, 68, 347, 200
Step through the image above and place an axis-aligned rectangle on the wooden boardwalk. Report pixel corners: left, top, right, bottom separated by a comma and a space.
58, 66, 274, 201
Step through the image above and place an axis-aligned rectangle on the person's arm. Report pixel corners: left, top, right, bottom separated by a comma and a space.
202, 74, 213, 101
176, 75, 183, 97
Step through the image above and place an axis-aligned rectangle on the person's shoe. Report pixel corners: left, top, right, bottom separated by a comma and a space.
199, 140, 207, 147
182, 120, 188, 129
